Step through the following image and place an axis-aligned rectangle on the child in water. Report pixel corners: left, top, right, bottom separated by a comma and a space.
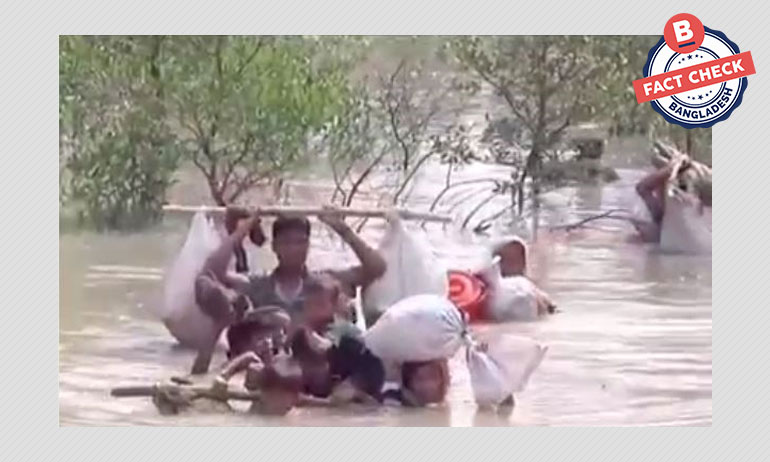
291, 273, 452, 407
382, 359, 451, 407
210, 305, 304, 415
289, 273, 384, 403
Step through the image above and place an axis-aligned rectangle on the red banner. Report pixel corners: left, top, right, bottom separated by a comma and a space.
633, 51, 755, 103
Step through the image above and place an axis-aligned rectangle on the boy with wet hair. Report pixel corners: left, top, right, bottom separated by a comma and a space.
212, 306, 290, 386
390, 359, 451, 407
206, 306, 304, 416
224, 305, 291, 362
291, 274, 458, 407
288, 273, 386, 404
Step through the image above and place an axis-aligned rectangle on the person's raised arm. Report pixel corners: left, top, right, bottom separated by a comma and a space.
218, 351, 264, 382
636, 159, 685, 224
202, 208, 261, 291
319, 205, 386, 289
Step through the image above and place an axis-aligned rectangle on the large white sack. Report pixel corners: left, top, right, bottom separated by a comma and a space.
480, 260, 539, 321
364, 294, 468, 363
362, 215, 448, 323
468, 335, 547, 406
161, 211, 223, 348
660, 190, 712, 255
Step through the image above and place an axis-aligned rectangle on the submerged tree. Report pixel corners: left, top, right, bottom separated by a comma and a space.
162, 36, 350, 205
588, 35, 712, 164
59, 36, 179, 230
451, 36, 618, 214
323, 40, 476, 217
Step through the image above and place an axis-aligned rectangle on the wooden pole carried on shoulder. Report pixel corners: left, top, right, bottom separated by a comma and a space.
162, 204, 453, 223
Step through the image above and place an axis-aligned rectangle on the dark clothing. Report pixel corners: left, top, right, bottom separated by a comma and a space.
381, 388, 413, 407
328, 335, 386, 401
290, 329, 385, 401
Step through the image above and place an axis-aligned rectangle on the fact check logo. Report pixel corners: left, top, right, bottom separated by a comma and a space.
632, 13, 756, 128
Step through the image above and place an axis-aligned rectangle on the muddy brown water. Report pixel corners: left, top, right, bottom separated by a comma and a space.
59, 158, 711, 426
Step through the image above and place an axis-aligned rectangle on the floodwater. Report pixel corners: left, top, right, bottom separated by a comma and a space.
59, 152, 712, 426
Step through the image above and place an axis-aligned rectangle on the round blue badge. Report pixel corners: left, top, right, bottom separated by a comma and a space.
643, 26, 748, 129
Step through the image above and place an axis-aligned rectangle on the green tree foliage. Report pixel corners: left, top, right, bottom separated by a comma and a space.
451, 35, 712, 216
451, 36, 613, 212
60, 35, 352, 232
60, 36, 179, 230
589, 36, 711, 164
162, 36, 350, 205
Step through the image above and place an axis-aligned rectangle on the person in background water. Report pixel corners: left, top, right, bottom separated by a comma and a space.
190, 205, 386, 374
631, 156, 712, 243
484, 236, 555, 316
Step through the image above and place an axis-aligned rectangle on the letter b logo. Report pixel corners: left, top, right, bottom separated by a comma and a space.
664, 13, 705, 54
673, 20, 694, 42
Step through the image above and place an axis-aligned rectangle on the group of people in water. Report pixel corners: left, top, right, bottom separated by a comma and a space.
190, 205, 461, 415
177, 151, 710, 416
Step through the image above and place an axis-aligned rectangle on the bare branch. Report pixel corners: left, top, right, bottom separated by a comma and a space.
393, 151, 435, 203
383, 62, 413, 172
429, 178, 499, 212
549, 209, 628, 231
461, 192, 500, 229
329, 157, 347, 204
344, 146, 389, 207
221, 134, 254, 188
227, 168, 269, 203
476, 204, 517, 228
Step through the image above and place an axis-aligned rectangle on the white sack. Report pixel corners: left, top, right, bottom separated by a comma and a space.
480, 260, 539, 321
362, 215, 448, 324
364, 294, 467, 363
659, 190, 712, 255
468, 335, 547, 406
161, 211, 222, 348
467, 347, 510, 406
364, 294, 546, 406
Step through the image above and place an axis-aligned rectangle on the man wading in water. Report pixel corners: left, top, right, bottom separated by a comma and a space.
631, 156, 712, 243
191, 205, 387, 374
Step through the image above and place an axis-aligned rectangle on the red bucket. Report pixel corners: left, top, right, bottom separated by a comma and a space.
448, 270, 488, 323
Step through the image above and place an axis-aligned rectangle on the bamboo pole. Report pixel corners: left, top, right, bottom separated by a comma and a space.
111, 382, 335, 411
111, 382, 261, 402
162, 204, 452, 223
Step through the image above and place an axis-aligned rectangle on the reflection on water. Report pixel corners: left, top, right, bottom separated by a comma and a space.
59, 162, 711, 426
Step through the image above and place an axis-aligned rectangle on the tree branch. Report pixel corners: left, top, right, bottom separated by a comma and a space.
235, 38, 265, 77
461, 192, 500, 229
226, 168, 269, 203
344, 146, 389, 207
429, 178, 499, 212
549, 209, 627, 231
393, 150, 435, 203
